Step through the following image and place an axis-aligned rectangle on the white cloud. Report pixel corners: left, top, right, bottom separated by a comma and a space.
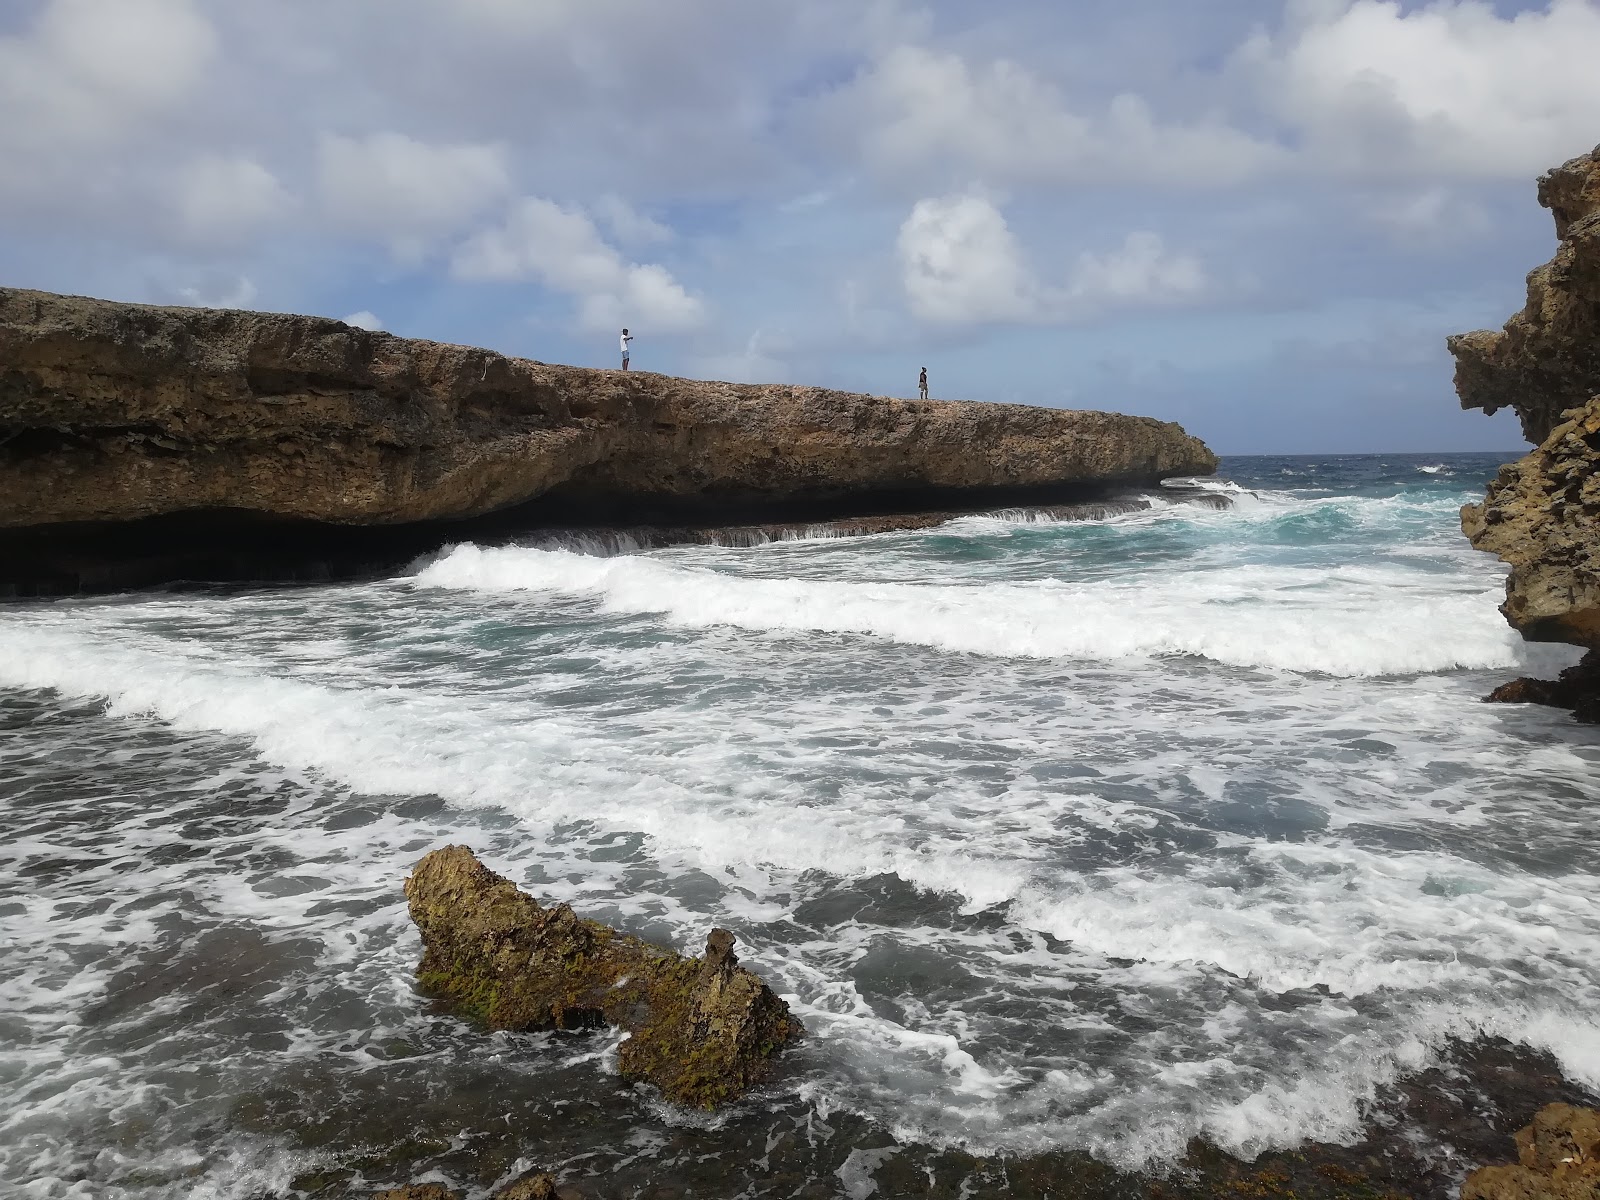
694, 330, 791, 383
1361, 186, 1492, 244
898, 193, 1034, 324
452, 197, 705, 333
593, 194, 673, 245
898, 194, 1207, 326
174, 156, 294, 242
341, 310, 384, 331
821, 45, 1278, 189
1242, 0, 1600, 178
1066, 232, 1207, 306
0, 0, 218, 151
176, 277, 258, 310
317, 132, 511, 254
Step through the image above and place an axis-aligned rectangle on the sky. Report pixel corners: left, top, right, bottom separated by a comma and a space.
2, 0, 1597, 454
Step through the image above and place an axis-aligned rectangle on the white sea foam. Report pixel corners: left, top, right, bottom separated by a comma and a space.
4, 461, 1599, 1193
411, 543, 1532, 676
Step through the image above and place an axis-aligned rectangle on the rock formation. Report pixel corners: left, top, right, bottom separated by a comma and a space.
373, 1176, 572, 1200
1451, 144, 1600, 715
404, 846, 801, 1110
0, 286, 1217, 593
1461, 1103, 1600, 1200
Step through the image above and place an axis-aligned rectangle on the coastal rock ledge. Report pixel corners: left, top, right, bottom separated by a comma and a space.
0, 286, 1216, 593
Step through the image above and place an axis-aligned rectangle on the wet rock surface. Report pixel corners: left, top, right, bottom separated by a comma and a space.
1452, 144, 1600, 711
0, 286, 1216, 593
275, 1038, 1595, 1199
1485, 651, 1600, 723
403, 846, 802, 1110
1461, 1104, 1600, 1200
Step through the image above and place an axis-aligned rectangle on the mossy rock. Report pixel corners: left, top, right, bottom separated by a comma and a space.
404, 846, 802, 1109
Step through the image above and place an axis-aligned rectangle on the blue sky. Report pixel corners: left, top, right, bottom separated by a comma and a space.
3, 0, 1597, 453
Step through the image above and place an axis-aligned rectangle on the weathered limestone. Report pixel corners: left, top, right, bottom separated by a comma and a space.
1461, 1103, 1600, 1200
0, 286, 1215, 530
403, 846, 801, 1110
1451, 145, 1600, 716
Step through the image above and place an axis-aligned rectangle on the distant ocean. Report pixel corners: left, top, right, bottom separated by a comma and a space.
5, 451, 1599, 1197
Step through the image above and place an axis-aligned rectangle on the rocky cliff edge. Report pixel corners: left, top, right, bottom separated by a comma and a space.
1451, 145, 1600, 665
0, 287, 1216, 590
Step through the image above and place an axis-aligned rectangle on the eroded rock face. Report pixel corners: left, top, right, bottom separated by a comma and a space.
404, 846, 801, 1109
1463, 401, 1600, 649
0, 286, 1216, 531
1450, 145, 1600, 446
1461, 1103, 1600, 1200
1451, 146, 1600, 701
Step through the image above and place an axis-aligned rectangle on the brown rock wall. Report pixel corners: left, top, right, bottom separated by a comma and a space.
0, 286, 1216, 534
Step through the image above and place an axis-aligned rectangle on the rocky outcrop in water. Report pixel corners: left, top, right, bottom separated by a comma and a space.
1461, 1103, 1600, 1200
0, 286, 1216, 593
1452, 144, 1600, 715
404, 846, 801, 1109
373, 1170, 571, 1200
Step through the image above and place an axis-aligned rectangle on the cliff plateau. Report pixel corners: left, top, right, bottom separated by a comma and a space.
0, 287, 1216, 593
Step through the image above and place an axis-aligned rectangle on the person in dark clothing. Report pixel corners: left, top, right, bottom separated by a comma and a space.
918, 366, 928, 400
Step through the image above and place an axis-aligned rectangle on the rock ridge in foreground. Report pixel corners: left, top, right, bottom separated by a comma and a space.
0, 286, 1216, 592
404, 846, 801, 1110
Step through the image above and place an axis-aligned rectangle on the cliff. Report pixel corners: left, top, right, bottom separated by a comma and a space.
0, 287, 1216, 592
1451, 145, 1600, 671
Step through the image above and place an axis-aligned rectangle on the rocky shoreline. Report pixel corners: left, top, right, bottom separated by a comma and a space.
247, 851, 1598, 1200
0, 287, 1216, 596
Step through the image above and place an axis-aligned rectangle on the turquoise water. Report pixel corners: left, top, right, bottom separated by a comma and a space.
3, 452, 1599, 1197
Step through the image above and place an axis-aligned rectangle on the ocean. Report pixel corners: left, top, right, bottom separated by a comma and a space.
3, 451, 1599, 1198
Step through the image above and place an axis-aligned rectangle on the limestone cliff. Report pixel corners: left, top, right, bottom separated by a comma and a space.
0, 287, 1216, 591
1451, 145, 1600, 683
1451, 145, 1600, 445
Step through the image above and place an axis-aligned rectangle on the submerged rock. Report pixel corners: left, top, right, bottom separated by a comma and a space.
0, 286, 1216, 593
1452, 145, 1600, 706
404, 846, 802, 1109
1461, 1103, 1600, 1200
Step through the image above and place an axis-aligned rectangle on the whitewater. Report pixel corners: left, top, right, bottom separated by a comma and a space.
3, 452, 1600, 1197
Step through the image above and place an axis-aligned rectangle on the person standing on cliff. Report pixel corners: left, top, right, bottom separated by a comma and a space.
620, 328, 633, 370
918, 366, 928, 400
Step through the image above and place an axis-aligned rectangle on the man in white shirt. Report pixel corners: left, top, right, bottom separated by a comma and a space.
620, 328, 633, 370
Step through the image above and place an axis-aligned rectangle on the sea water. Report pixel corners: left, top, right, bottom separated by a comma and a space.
3, 452, 1599, 1197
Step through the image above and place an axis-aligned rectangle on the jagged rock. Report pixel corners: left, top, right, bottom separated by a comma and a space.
1485, 651, 1600, 722
1462, 400, 1600, 651
1450, 144, 1600, 445
1452, 145, 1600, 692
404, 846, 801, 1109
372, 1171, 578, 1200
372, 1186, 460, 1200
492, 1172, 568, 1200
0, 286, 1216, 592
1461, 1103, 1600, 1200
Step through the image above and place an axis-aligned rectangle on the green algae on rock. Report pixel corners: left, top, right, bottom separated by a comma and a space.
403, 845, 802, 1109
